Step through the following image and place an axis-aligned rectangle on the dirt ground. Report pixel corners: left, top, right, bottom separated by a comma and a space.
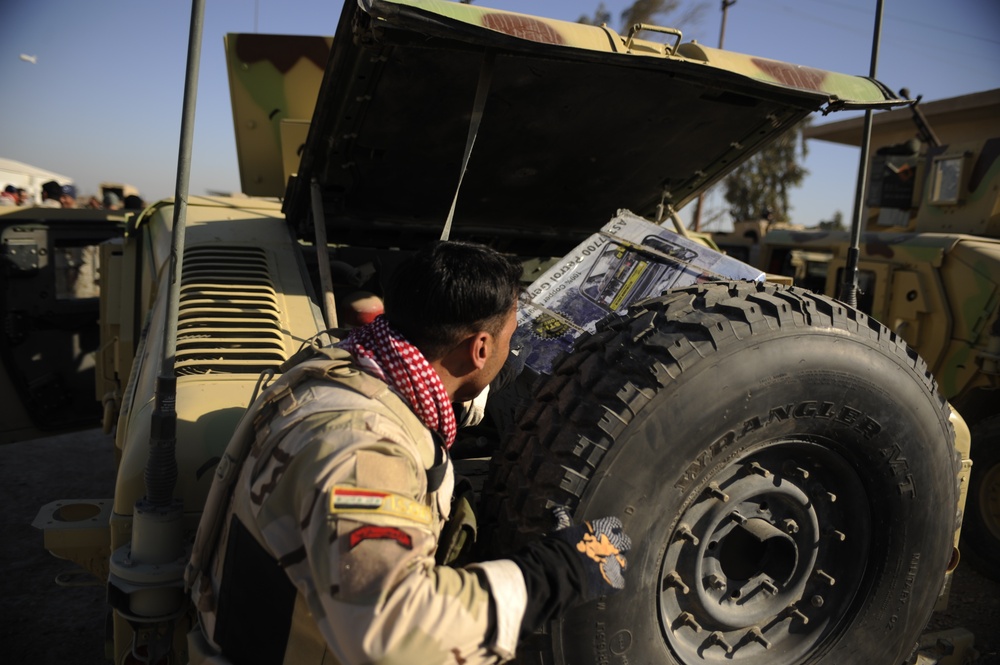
1, 428, 115, 664
2, 429, 998, 664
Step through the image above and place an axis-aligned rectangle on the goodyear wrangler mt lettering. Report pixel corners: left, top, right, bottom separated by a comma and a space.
480, 281, 958, 664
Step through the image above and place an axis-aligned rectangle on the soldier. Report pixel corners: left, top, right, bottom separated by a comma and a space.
39, 180, 63, 208
186, 240, 631, 665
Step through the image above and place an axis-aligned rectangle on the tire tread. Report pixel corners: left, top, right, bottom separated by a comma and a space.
479, 281, 954, 554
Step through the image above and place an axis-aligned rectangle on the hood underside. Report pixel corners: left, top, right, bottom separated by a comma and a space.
272, 0, 904, 249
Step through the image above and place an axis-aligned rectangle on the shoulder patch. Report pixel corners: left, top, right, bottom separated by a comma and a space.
329, 486, 432, 525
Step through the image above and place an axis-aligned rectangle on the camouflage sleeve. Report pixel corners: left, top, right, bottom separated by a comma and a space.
246, 408, 526, 664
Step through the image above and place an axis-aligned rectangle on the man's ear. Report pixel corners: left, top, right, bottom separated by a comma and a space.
469, 331, 491, 370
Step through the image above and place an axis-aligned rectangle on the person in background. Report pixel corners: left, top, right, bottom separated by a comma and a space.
60, 184, 78, 209
0, 185, 18, 206
39, 180, 63, 208
103, 192, 122, 210
123, 194, 145, 210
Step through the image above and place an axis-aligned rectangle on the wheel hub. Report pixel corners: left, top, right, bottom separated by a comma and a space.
658, 441, 869, 663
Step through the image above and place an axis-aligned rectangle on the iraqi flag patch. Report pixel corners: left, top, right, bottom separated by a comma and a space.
329, 486, 432, 525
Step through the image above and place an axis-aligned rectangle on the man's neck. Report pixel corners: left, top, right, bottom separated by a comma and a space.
428, 358, 461, 403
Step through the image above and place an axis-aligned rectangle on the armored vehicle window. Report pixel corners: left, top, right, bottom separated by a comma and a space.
930, 156, 963, 205
868, 153, 919, 210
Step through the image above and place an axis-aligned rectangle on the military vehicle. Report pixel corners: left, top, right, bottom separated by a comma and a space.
0, 206, 127, 443
32, 1, 968, 664
731, 91, 1000, 582
99, 182, 142, 207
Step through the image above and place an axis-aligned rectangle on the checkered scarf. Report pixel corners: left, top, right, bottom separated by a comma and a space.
337, 315, 457, 449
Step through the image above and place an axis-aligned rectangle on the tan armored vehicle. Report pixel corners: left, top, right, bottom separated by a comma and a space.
740, 89, 1000, 581
32, 1, 968, 664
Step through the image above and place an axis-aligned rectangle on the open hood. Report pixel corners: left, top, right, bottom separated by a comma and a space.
272, 0, 904, 250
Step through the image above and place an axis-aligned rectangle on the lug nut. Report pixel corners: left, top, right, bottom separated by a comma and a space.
729, 510, 748, 525
786, 606, 810, 624
747, 626, 771, 649
783, 460, 810, 479
815, 569, 836, 586
678, 612, 702, 632
706, 481, 730, 502
812, 484, 837, 502
707, 574, 726, 591
676, 524, 700, 546
746, 461, 771, 478
760, 579, 779, 595
707, 631, 734, 654
782, 518, 799, 534
811, 595, 825, 608
664, 571, 690, 594
824, 528, 847, 542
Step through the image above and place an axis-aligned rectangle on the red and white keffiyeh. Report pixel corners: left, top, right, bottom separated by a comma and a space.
337, 316, 457, 448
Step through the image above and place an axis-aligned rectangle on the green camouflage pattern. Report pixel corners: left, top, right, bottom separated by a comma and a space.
225, 34, 332, 197
225, 2, 901, 199
374, 0, 895, 108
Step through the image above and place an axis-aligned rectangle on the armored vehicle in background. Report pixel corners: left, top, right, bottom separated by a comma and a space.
1, 206, 127, 443
749, 89, 1000, 580
33, 1, 967, 664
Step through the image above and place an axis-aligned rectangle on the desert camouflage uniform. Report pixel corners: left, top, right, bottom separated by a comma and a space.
187, 348, 527, 665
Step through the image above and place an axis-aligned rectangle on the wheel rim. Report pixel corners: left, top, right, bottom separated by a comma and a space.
658, 440, 870, 663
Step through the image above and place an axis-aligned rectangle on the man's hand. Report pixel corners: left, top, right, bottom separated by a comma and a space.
507, 505, 633, 636
550, 506, 631, 597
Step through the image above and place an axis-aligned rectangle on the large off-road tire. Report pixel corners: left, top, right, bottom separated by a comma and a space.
962, 415, 1000, 581
482, 281, 958, 665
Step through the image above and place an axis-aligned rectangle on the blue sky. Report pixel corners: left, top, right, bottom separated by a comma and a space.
1, 0, 998, 229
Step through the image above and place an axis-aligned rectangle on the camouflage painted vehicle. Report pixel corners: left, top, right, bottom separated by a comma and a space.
748, 100, 1000, 582
34, 1, 968, 664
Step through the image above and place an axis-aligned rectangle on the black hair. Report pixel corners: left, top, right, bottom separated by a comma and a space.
385, 241, 523, 360
41, 180, 62, 200
123, 195, 145, 210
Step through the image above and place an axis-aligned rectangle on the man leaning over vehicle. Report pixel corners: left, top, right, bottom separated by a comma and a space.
186, 240, 632, 664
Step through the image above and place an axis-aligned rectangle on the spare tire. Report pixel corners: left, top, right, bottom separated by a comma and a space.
481, 281, 958, 665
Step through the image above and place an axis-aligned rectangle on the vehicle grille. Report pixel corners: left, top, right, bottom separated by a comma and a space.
175, 246, 286, 376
